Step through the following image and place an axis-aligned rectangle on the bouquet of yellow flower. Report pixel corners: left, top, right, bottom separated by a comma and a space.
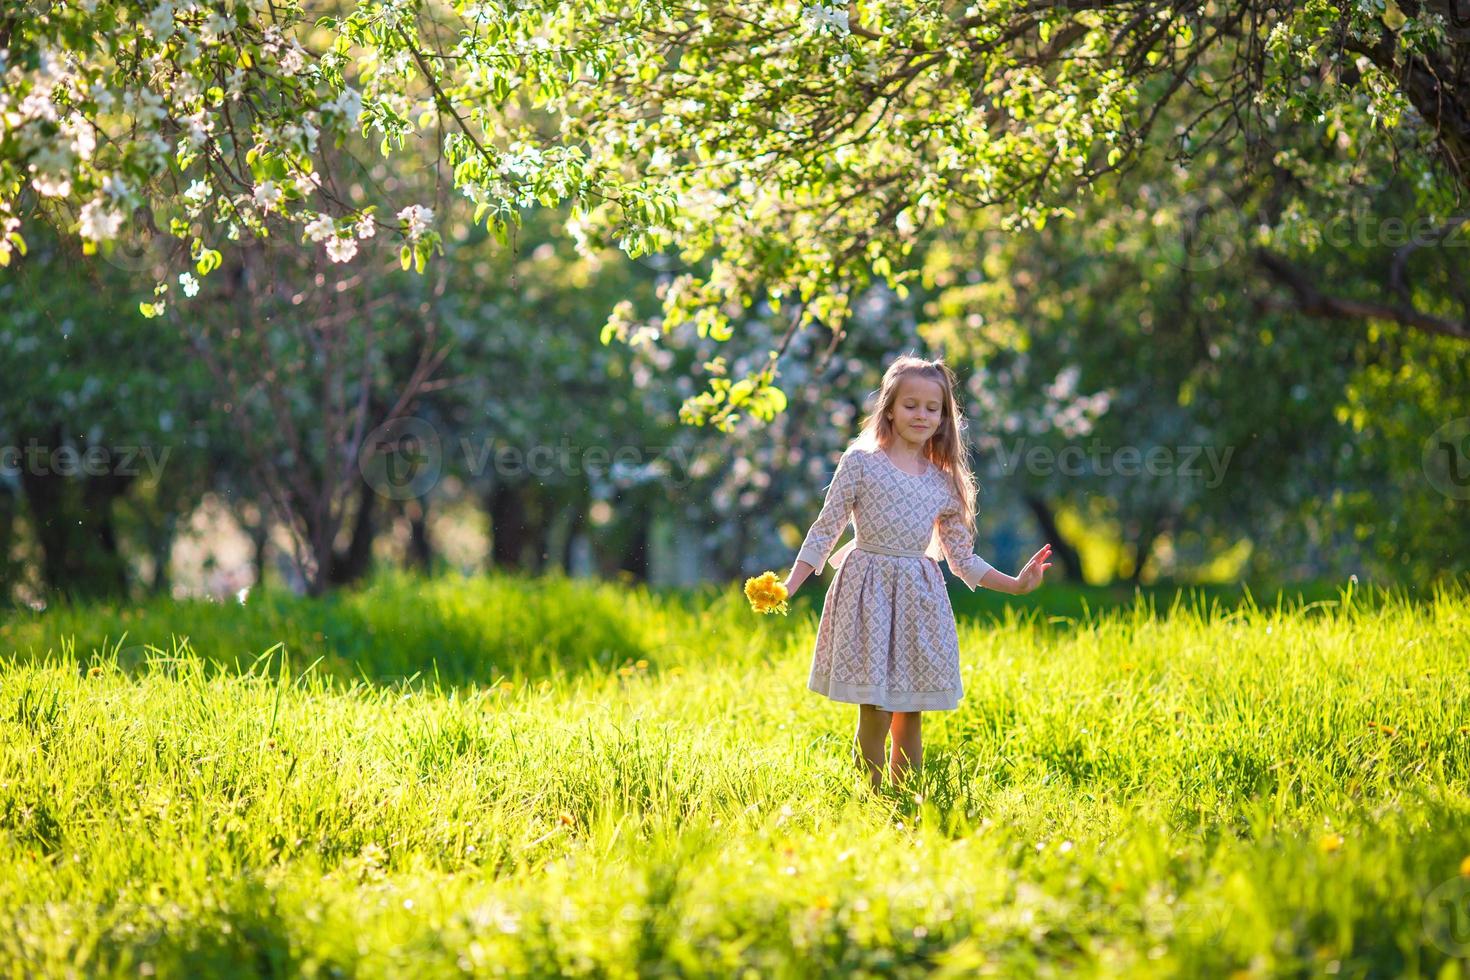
744, 571, 790, 615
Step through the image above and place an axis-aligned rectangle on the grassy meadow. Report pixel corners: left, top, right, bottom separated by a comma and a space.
2, 569, 1469, 977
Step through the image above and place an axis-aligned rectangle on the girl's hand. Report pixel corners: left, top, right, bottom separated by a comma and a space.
784, 559, 815, 598
1015, 544, 1053, 594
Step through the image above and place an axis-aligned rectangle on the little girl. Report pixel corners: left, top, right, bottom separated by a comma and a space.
783, 354, 1052, 792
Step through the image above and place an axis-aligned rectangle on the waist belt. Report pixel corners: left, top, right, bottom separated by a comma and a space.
852, 538, 928, 559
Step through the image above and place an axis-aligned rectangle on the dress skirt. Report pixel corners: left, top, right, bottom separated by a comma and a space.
806, 547, 965, 712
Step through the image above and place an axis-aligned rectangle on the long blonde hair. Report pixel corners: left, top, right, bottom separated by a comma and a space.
851, 353, 980, 561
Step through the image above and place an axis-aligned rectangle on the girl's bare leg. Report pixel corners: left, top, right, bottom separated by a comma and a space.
889, 711, 923, 788
854, 703, 892, 791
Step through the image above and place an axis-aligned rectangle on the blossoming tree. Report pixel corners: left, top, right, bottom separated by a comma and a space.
5, 0, 1468, 435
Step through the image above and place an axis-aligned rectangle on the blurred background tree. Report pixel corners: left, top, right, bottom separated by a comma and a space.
2, 1, 1467, 603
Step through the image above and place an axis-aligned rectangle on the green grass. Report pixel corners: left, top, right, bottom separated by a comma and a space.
2, 569, 1469, 977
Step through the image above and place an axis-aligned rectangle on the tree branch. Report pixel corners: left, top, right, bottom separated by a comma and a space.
1255, 247, 1470, 341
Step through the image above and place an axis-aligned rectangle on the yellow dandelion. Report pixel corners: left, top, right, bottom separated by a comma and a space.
744, 571, 790, 615
619, 665, 635, 677
1460, 855, 1470, 877
559, 811, 575, 826
1319, 833, 1343, 854
88, 665, 104, 677
635, 659, 649, 670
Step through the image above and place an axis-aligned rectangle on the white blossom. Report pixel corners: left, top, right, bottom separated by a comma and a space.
178, 272, 200, 296
88, 80, 117, 112
253, 180, 282, 212
28, 144, 75, 198
183, 179, 212, 208
225, 67, 246, 101
895, 208, 916, 238
292, 169, 322, 197
354, 215, 377, 240
79, 198, 124, 241
325, 235, 358, 262
304, 213, 335, 242
201, 12, 236, 43
124, 88, 167, 126
397, 203, 433, 240
183, 110, 210, 149
103, 174, 135, 205
324, 86, 363, 126
145, 2, 176, 40
32, 172, 73, 198
63, 114, 96, 160
279, 42, 307, 76
801, 4, 850, 36
142, 132, 171, 165
499, 141, 543, 177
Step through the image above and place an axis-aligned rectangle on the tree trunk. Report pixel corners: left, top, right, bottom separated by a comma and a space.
327, 477, 377, 588
562, 493, 587, 572
404, 498, 433, 572
1021, 493, 1086, 585
18, 437, 134, 602
246, 506, 270, 590
146, 512, 176, 597
618, 512, 651, 581
0, 481, 19, 605
1129, 509, 1163, 586
487, 481, 532, 570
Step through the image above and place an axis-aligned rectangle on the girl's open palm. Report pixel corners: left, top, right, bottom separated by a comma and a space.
1016, 544, 1053, 594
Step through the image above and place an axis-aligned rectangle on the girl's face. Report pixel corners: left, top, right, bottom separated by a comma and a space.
887, 375, 945, 447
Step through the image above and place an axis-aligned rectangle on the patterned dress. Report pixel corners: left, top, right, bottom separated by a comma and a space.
795, 442, 995, 712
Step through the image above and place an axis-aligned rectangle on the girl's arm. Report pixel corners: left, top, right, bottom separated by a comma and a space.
935, 504, 1004, 593
937, 504, 1052, 594
785, 447, 862, 595
786, 559, 817, 596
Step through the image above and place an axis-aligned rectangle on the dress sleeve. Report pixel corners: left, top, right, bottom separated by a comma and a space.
794, 447, 862, 571
936, 496, 995, 591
